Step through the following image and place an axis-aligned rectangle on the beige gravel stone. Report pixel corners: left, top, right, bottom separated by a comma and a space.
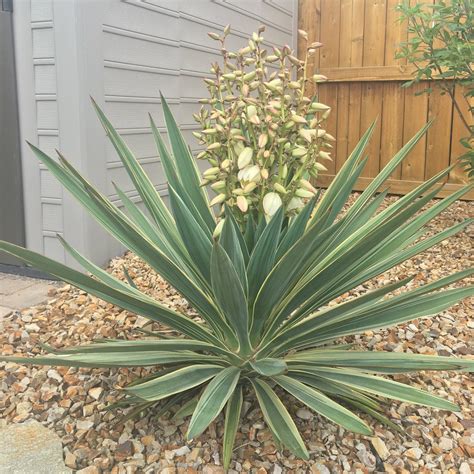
371, 436, 390, 460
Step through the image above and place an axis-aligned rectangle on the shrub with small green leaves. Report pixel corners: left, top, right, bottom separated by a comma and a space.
0, 30, 473, 469
194, 26, 332, 225
397, 0, 474, 177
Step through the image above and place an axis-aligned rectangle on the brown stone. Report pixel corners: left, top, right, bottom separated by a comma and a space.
114, 440, 134, 461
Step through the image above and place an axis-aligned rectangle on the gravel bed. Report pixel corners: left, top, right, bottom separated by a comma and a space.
0, 195, 473, 473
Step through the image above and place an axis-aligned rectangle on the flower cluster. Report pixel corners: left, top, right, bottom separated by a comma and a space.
193, 26, 333, 225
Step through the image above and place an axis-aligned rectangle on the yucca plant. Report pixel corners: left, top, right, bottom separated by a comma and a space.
1, 41, 473, 471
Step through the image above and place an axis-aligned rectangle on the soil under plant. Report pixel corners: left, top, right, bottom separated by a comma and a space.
0, 194, 472, 473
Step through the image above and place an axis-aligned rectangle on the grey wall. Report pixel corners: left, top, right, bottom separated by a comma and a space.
0, 7, 25, 265
14, 0, 297, 267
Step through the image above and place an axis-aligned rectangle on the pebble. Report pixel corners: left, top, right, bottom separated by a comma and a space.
460, 462, 472, 474
115, 440, 134, 461
76, 420, 94, 431
296, 408, 313, 420
404, 447, 423, 460
76, 467, 99, 474
173, 445, 191, 457
311, 463, 330, 474
371, 437, 390, 460
438, 436, 454, 451
88, 387, 103, 400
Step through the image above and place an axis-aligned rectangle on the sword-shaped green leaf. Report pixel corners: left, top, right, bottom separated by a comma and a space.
127, 365, 222, 401
251, 379, 309, 459
187, 367, 240, 439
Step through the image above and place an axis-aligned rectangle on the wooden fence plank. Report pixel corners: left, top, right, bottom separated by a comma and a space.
319, 84, 338, 175
346, 0, 365, 156
336, 0, 354, 168
318, 0, 341, 175
380, 0, 407, 178
360, 0, 386, 177
298, 0, 321, 95
401, 82, 429, 181
319, 0, 341, 69
425, 88, 453, 179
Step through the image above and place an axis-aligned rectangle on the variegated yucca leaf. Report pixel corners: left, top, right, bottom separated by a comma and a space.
0, 98, 472, 468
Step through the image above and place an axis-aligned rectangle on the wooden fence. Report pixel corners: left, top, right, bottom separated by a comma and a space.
298, 0, 473, 199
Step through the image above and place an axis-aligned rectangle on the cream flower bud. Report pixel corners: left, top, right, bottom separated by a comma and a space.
209, 193, 226, 206
238, 147, 253, 169
298, 29, 308, 40
233, 141, 245, 156
312, 74, 328, 83
249, 115, 261, 125
291, 114, 307, 124
236, 195, 249, 213
203, 167, 220, 177
300, 178, 317, 193
207, 143, 221, 151
211, 181, 226, 192
295, 188, 315, 198
274, 183, 287, 194
258, 134, 268, 148
220, 159, 231, 170
289, 81, 301, 89
263, 192, 282, 217
292, 147, 308, 157
213, 218, 225, 238
246, 105, 257, 118
299, 129, 315, 143
243, 71, 257, 82
266, 55, 279, 63
311, 102, 331, 111
318, 151, 332, 161
324, 133, 336, 141
243, 182, 257, 193
314, 162, 328, 171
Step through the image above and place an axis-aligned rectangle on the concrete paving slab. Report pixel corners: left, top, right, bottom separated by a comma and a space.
0, 276, 35, 295
0, 306, 12, 318
0, 420, 71, 474
1, 282, 56, 310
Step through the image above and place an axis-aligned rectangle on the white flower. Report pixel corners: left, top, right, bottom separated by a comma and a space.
287, 197, 304, 212
263, 192, 282, 217
238, 147, 253, 169
238, 165, 261, 183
